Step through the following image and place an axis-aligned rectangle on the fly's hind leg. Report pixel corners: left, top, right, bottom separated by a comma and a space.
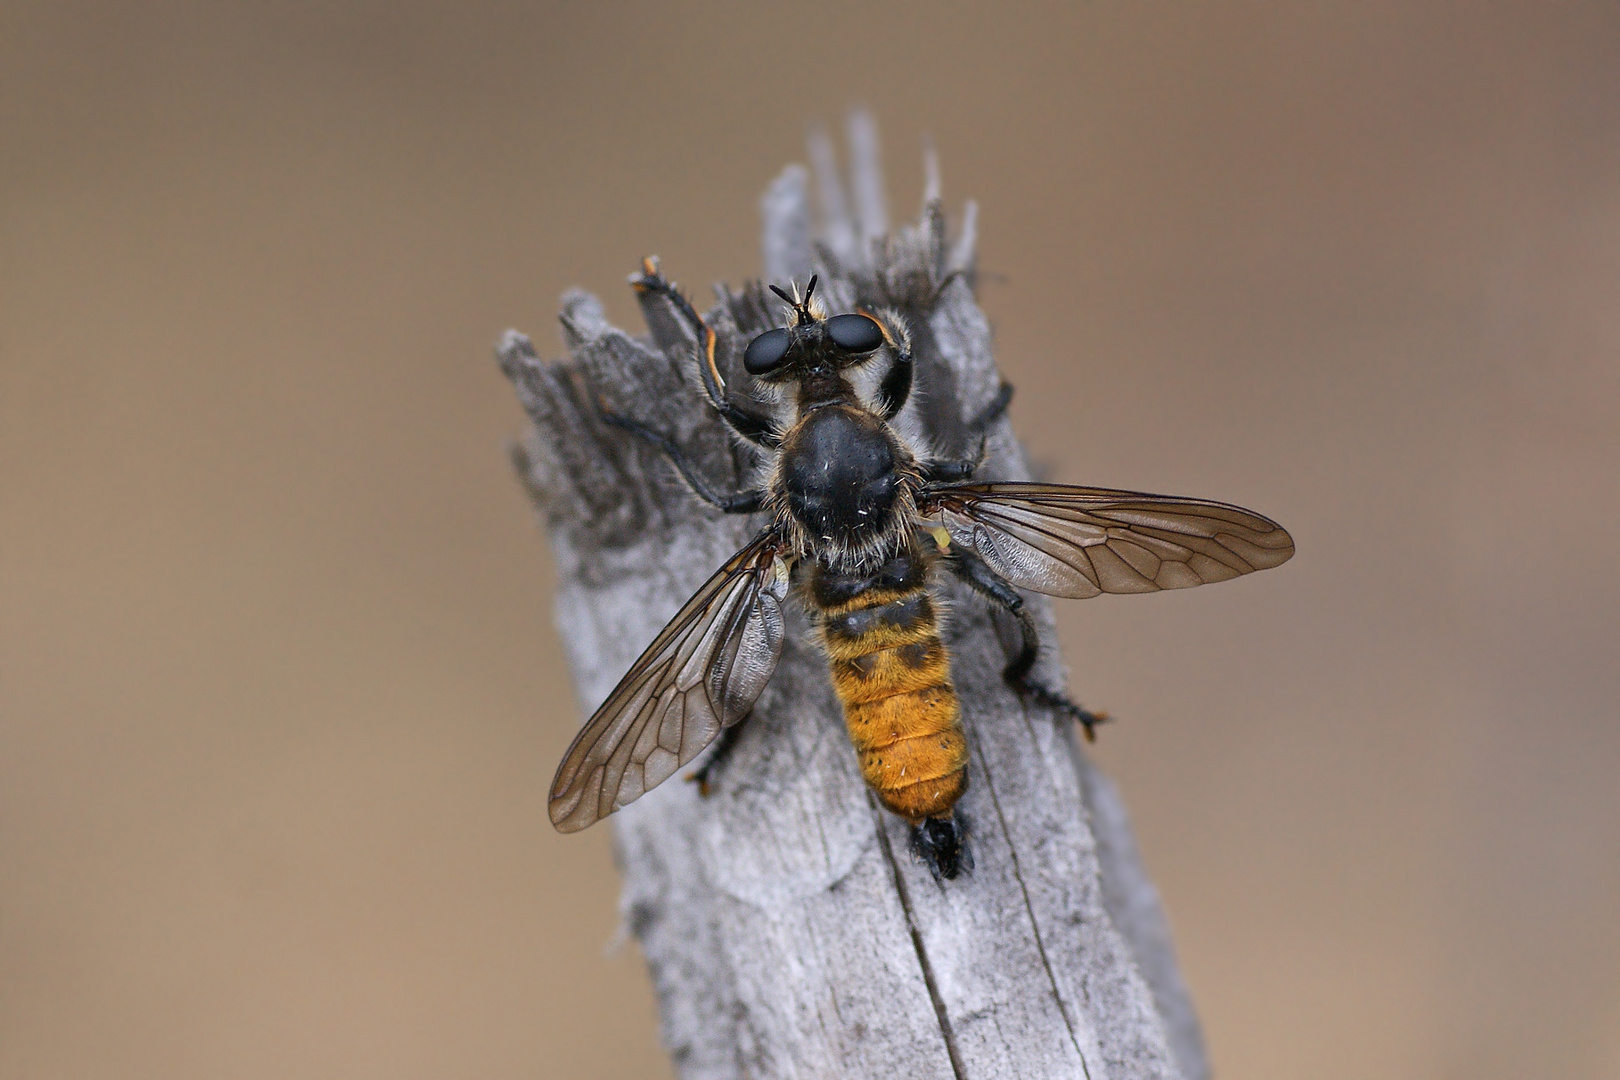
687, 722, 745, 797
945, 546, 1111, 741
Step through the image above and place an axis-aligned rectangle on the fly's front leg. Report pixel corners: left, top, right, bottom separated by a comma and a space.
873, 319, 915, 421
920, 458, 978, 484
600, 410, 766, 514
966, 380, 1014, 438
919, 381, 1015, 483
944, 544, 1110, 741
629, 258, 783, 449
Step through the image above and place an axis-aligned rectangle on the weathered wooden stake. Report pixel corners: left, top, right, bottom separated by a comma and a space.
501, 118, 1208, 1080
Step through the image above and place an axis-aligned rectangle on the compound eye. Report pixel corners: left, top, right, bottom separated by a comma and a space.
826, 312, 885, 353
743, 327, 792, 374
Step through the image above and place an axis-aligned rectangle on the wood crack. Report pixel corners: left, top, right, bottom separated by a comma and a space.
872, 804, 968, 1080
975, 734, 1092, 1079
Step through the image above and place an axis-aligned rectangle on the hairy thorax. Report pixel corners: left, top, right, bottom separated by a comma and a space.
774, 404, 914, 566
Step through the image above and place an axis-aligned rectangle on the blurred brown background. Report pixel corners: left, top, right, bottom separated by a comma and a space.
4, 3, 1618, 1078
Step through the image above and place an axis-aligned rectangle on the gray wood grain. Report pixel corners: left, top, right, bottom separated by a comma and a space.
501, 117, 1207, 1080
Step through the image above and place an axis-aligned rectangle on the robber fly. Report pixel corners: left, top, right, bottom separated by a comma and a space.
547, 259, 1294, 880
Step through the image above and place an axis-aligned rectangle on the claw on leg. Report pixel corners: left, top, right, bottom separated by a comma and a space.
1015, 681, 1111, 741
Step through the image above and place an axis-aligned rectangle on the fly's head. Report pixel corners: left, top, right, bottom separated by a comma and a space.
741, 276, 908, 399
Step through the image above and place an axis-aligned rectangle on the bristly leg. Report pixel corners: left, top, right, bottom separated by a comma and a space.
910, 815, 973, 882
1014, 682, 1111, 743
944, 544, 1112, 741
598, 409, 767, 514
687, 722, 745, 797
965, 380, 1014, 438
919, 381, 1014, 483
629, 257, 783, 449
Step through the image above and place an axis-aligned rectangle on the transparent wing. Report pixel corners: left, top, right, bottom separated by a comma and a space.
922, 482, 1294, 599
548, 530, 789, 833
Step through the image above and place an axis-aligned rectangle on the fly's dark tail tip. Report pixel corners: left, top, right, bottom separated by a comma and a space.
910, 816, 973, 882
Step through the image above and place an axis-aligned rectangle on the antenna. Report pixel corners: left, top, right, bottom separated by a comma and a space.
768, 277, 820, 326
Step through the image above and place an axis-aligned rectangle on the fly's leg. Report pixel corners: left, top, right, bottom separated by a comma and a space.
1015, 684, 1111, 743
920, 458, 978, 484
918, 381, 1015, 484
688, 721, 745, 797
965, 380, 1014, 438
876, 336, 914, 420
945, 545, 1111, 741
599, 410, 767, 514
630, 258, 783, 448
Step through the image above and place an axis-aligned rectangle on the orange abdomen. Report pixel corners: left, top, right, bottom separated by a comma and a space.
820, 586, 967, 823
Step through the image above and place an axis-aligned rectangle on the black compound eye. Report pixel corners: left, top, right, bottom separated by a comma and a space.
826, 312, 885, 353
743, 327, 792, 374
